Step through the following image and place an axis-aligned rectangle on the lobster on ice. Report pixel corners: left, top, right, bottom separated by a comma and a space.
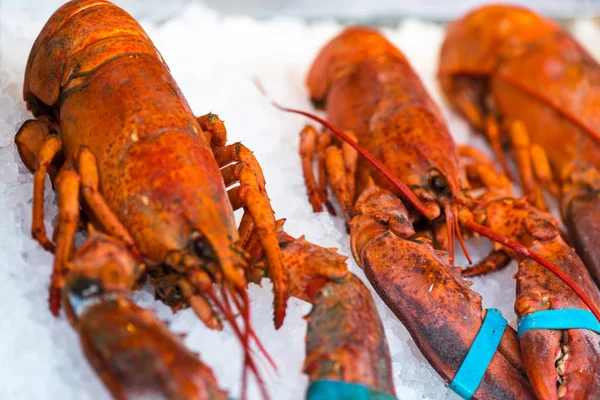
438, 4, 600, 289
261, 26, 600, 399
16, 1, 397, 399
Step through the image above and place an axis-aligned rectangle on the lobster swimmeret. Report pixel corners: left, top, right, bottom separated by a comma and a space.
438, 4, 600, 289
16, 1, 396, 399
268, 26, 600, 399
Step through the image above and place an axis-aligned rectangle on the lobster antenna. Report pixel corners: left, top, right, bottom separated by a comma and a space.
220, 285, 251, 400
232, 289, 278, 372
453, 204, 472, 264
253, 78, 432, 218
444, 204, 455, 266
207, 289, 272, 400
465, 220, 600, 322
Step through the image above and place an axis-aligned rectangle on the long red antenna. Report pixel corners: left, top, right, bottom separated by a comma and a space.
453, 204, 472, 264
250, 83, 600, 318
207, 289, 272, 400
444, 204, 455, 266
253, 79, 432, 218
253, 82, 599, 322
465, 220, 600, 322
231, 289, 278, 372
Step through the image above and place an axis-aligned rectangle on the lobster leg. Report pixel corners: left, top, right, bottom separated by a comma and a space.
458, 147, 515, 277
49, 165, 81, 315
225, 164, 288, 328
32, 134, 63, 253
299, 125, 325, 212
450, 91, 557, 206
75, 148, 140, 259
205, 113, 277, 250
298, 125, 357, 224
509, 121, 548, 211
325, 146, 354, 223
484, 117, 513, 180
218, 148, 275, 258
316, 131, 334, 213
15, 117, 61, 177
198, 112, 228, 148
459, 145, 513, 196
46, 147, 142, 314
202, 113, 268, 198
213, 141, 268, 198
530, 144, 559, 196
462, 250, 511, 278
342, 131, 359, 203
449, 95, 512, 179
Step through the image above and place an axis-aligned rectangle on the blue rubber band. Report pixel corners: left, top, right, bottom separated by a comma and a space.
306, 380, 398, 400
449, 308, 508, 400
518, 309, 600, 339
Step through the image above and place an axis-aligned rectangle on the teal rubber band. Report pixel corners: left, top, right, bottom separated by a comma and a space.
518, 308, 600, 339
449, 308, 508, 400
306, 380, 398, 400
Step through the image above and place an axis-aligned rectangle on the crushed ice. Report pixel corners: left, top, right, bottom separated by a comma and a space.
2, 2, 599, 399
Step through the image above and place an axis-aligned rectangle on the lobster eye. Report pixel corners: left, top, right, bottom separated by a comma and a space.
431, 174, 449, 195
194, 237, 217, 262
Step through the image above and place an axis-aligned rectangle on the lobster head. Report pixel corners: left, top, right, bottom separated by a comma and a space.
305, 25, 473, 264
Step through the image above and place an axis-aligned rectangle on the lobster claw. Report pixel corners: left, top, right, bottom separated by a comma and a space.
273, 226, 396, 398
355, 231, 534, 399
564, 192, 600, 287
74, 298, 227, 400
515, 238, 600, 400
518, 326, 600, 400
61, 230, 227, 400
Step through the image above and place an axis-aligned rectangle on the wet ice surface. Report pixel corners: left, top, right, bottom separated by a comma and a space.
2, 2, 600, 399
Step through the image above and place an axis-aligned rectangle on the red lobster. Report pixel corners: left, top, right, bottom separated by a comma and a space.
438, 4, 600, 289
16, 1, 396, 399
262, 26, 600, 399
